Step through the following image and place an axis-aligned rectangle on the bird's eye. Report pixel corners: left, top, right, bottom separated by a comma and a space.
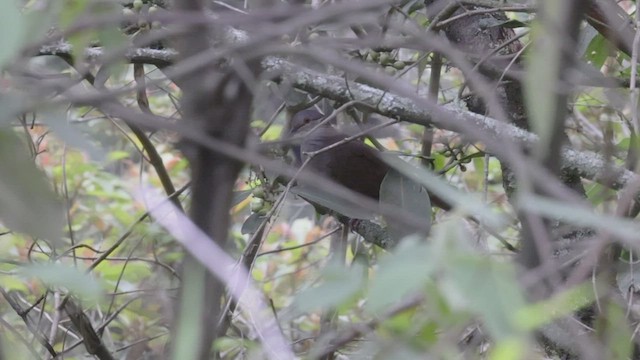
304, 118, 311, 124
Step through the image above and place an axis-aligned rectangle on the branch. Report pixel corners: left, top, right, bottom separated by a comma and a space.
38, 43, 177, 67
36, 43, 638, 192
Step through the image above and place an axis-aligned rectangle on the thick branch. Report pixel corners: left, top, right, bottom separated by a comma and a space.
36, 43, 638, 192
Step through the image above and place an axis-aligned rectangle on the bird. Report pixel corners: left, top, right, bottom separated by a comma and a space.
288, 109, 449, 212
289, 109, 389, 202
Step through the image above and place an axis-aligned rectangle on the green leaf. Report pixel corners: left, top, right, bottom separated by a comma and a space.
59, 0, 90, 28
260, 124, 284, 141
444, 255, 525, 339
598, 303, 633, 360
380, 154, 505, 229
0, 274, 29, 293
94, 261, 151, 283
171, 260, 207, 360
0, 130, 63, 242
519, 194, 640, 243
514, 282, 594, 331
524, 1, 566, 161
0, 93, 26, 125
19, 263, 103, 301
380, 169, 431, 243
241, 213, 267, 235
585, 183, 616, 205
41, 109, 104, 161
107, 150, 131, 162
294, 260, 366, 312
232, 190, 252, 207
432, 220, 526, 340
0, 2, 26, 68
367, 237, 433, 313
489, 337, 527, 360
415, 52, 429, 90
584, 33, 609, 69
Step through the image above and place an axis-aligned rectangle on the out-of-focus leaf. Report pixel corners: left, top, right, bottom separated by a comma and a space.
415, 52, 429, 90
281, 86, 310, 108
291, 185, 375, 220
585, 183, 616, 206
380, 169, 431, 243
489, 337, 526, 360
20, 263, 102, 301
515, 282, 594, 331
294, 260, 366, 312
241, 213, 267, 235
260, 124, 284, 141
171, 261, 206, 360
95, 262, 151, 283
519, 194, 640, 243
381, 154, 505, 229
68, 31, 94, 68
214, 337, 246, 353
432, 220, 525, 340
0, 274, 29, 293
367, 237, 433, 313
41, 110, 104, 161
598, 303, 633, 360
444, 254, 525, 340
524, 1, 564, 161
97, 23, 127, 50
59, 0, 89, 27
0, 93, 25, 124
0, 3, 26, 68
0, 130, 62, 242
107, 150, 131, 162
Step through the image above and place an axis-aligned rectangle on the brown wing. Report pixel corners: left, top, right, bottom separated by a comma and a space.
312, 140, 389, 200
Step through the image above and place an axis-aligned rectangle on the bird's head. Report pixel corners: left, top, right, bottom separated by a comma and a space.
289, 109, 326, 135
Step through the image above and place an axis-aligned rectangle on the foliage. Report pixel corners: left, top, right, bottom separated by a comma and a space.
0, 0, 639, 359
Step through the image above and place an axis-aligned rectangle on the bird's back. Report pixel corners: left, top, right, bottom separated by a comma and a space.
300, 127, 389, 200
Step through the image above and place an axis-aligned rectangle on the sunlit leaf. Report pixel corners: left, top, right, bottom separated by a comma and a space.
0, 274, 29, 293
95, 261, 151, 283
489, 337, 527, 360
260, 124, 284, 141
107, 150, 131, 162
515, 282, 595, 331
